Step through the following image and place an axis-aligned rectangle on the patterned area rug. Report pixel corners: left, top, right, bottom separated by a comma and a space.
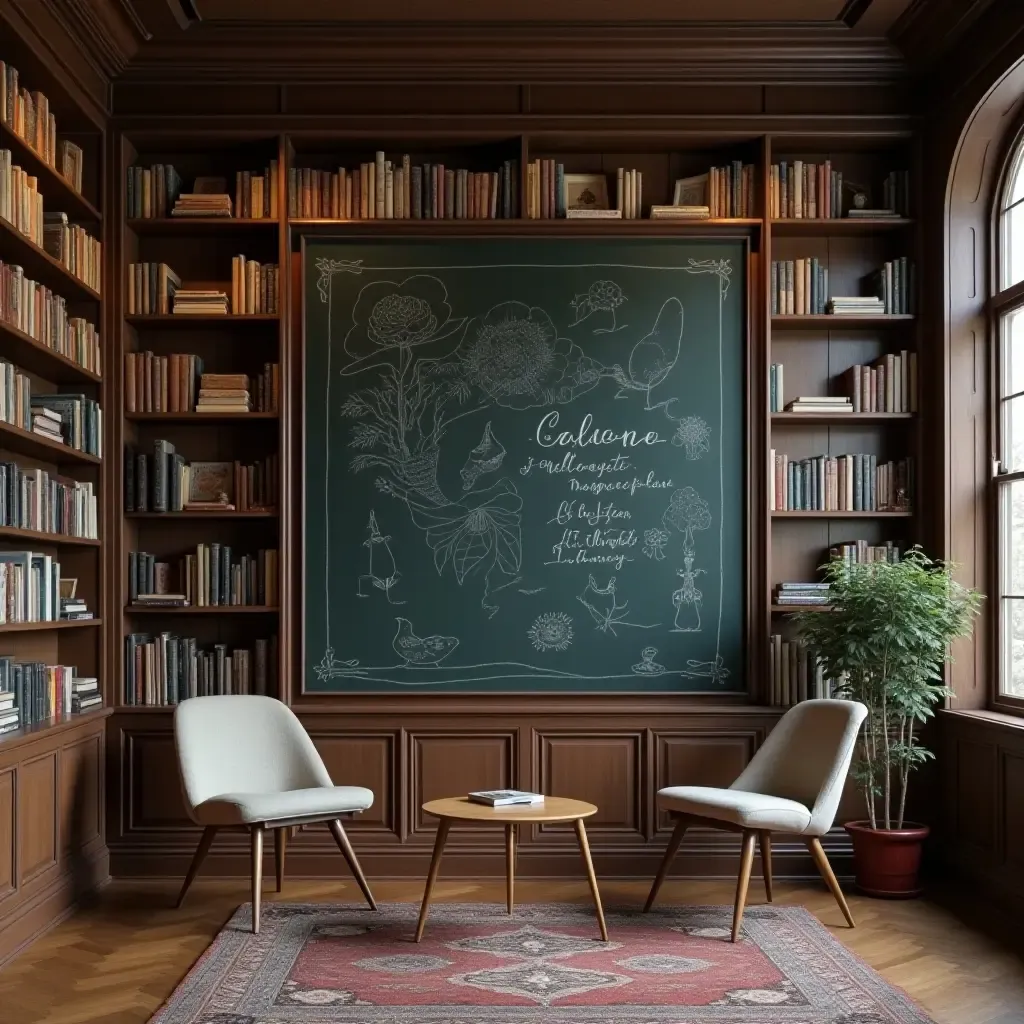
151, 902, 935, 1023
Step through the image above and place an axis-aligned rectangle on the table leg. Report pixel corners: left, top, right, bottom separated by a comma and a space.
573, 818, 608, 942
505, 823, 516, 914
414, 818, 451, 942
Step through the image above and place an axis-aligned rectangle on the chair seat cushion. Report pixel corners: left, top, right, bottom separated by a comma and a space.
194, 785, 374, 826
656, 786, 812, 833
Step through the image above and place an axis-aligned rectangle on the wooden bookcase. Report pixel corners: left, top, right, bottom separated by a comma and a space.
108, 128, 919, 712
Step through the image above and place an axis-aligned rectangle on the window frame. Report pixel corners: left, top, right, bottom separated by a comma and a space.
991, 119, 1024, 714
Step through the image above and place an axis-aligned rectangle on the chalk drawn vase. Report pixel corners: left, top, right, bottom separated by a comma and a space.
400, 448, 447, 505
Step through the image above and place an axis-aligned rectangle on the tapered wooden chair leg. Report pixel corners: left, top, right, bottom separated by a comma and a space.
759, 832, 773, 903
275, 827, 287, 893
806, 837, 856, 928
644, 815, 689, 912
731, 830, 757, 942
176, 826, 217, 908
505, 823, 516, 914
251, 826, 264, 934
328, 819, 377, 911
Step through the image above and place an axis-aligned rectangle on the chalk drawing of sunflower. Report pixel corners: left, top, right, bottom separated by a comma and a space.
527, 611, 574, 652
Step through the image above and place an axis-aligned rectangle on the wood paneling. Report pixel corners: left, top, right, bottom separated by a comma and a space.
0, 770, 13, 901
312, 733, 397, 833
60, 735, 102, 855
955, 738, 998, 854
126, 732, 191, 832
537, 733, 643, 836
655, 732, 753, 830
1002, 752, 1024, 869
18, 754, 57, 883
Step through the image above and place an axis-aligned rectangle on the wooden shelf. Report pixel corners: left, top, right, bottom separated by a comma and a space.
0, 618, 100, 634
0, 706, 112, 752
124, 412, 279, 423
770, 603, 833, 613
0, 525, 99, 547
0, 122, 102, 223
771, 217, 913, 236
124, 605, 279, 614
127, 217, 280, 234
771, 510, 913, 518
110, 705, 175, 713
771, 412, 914, 425
0, 419, 101, 466
0, 320, 101, 385
289, 218, 763, 236
0, 215, 101, 303
126, 510, 278, 519
124, 314, 279, 328
771, 314, 914, 329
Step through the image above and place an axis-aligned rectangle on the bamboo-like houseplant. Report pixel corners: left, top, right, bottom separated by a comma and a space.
792, 548, 982, 897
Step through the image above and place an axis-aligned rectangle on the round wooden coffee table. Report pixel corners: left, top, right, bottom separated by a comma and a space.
415, 796, 607, 942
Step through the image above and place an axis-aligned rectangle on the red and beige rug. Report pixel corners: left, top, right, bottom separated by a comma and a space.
151, 902, 935, 1023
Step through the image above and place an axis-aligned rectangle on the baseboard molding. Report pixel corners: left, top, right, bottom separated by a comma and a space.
0, 846, 110, 968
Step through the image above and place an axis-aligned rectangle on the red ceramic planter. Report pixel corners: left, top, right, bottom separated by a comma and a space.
844, 820, 930, 898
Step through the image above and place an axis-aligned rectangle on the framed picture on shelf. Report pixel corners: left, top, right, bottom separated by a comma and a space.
673, 173, 708, 207
188, 461, 234, 505
563, 173, 610, 212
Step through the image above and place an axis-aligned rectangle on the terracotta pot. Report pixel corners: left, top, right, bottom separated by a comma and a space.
844, 820, 929, 898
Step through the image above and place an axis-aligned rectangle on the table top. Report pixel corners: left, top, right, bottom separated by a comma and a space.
422, 796, 598, 823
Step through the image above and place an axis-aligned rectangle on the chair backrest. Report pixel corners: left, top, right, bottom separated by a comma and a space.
174, 695, 332, 815
730, 698, 867, 835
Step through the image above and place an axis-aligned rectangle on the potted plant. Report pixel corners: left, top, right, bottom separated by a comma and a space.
792, 548, 982, 897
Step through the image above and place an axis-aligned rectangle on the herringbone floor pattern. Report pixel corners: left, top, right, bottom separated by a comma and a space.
0, 878, 1022, 1023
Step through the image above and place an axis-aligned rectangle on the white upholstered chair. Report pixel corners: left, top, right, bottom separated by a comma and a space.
646, 698, 867, 941
173, 695, 377, 932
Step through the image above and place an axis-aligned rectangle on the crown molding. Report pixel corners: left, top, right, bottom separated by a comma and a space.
889, 0, 1000, 68
116, 22, 909, 85
38, 0, 150, 79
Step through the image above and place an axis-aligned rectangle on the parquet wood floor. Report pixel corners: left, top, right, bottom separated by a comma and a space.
0, 878, 1022, 1023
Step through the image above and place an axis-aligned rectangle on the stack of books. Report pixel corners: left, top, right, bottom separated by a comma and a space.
468, 790, 544, 807
847, 207, 901, 220
784, 396, 854, 414
649, 205, 709, 220
774, 582, 831, 606
827, 296, 886, 316
30, 393, 102, 456
196, 373, 251, 413
172, 189, 233, 218
173, 290, 230, 316
31, 405, 63, 442
0, 688, 16, 735
60, 594, 93, 620
71, 676, 101, 714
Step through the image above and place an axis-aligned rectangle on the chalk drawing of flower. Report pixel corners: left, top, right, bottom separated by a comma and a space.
341, 275, 466, 372
642, 527, 670, 560
527, 612, 574, 652
672, 416, 712, 460
461, 301, 598, 409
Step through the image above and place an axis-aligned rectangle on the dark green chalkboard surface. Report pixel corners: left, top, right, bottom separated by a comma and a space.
304, 239, 745, 692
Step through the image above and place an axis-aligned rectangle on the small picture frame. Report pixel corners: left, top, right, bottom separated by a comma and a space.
673, 173, 709, 207
564, 174, 610, 212
188, 461, 234, 504
59, 578, 77, 600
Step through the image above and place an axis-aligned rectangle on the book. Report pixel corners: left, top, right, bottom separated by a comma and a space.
468, 790, 545, 807
564, 208, 622, 219
649, 205, 710, 219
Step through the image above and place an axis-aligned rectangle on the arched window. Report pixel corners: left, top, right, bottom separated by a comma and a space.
995, 130, 1024, 708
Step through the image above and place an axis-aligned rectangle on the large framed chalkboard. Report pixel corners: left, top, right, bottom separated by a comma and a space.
303, 238, 746, 693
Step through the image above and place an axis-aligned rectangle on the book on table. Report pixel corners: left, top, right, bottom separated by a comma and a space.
468, 789, 545, 807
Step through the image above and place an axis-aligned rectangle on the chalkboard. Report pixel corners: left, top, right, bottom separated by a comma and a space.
303, 239, 746, 692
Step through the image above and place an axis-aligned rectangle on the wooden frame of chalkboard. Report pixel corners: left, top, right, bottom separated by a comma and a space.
299, 233, 753, 695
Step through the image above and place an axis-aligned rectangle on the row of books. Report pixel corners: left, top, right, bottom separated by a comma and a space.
124, 447, 278, 514
123, 634, 278, 705
869, 257, 914, 315
43, 213, 101, 292
0, 149, 43, 244
769, 452, 913, 512
128, 546, 279, 608
526, 159, 565, 220
124, 351, 202, 413
0, 461, 97, 539
771, 259, 830, 316
0, 661, 99, 733
768, 637, 837, 707
126, 262, 179, 315
0, 361, 102, 455
125, 164, 184, 219
770, 161, 844, 220
0, 261, 101, 374
197, 368, 279, 414
881, 171, 912, 218
230, 257, 279, 315
0, 63, 84, 193
769, 363, 785, 413
843, 353, 918, 413
706, 163, 757, 219
830, 539, 904, 566
773, 581, 831, 606
234, 164, 278, 219
616, 168, 644, 219
0, 550, 62, 623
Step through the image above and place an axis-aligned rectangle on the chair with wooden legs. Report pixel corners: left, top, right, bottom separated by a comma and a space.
173, 695, 378, 933
645, 698, 867, 941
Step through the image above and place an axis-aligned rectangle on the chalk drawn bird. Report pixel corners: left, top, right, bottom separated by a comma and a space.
460, 421, 506, 491
392, 617, 459, 666
606, 296, 684, 412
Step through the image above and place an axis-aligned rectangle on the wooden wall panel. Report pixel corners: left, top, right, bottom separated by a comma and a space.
127, 733, 191, 832
955, 738, 998, 855
655, 733, 753, 831
18, 754, 57, 884
60, 735, 102, 856
536, 733, 643, 836
1002, 752, 1024, 869
313, 733, 397, 833
0, 770, 13, 902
